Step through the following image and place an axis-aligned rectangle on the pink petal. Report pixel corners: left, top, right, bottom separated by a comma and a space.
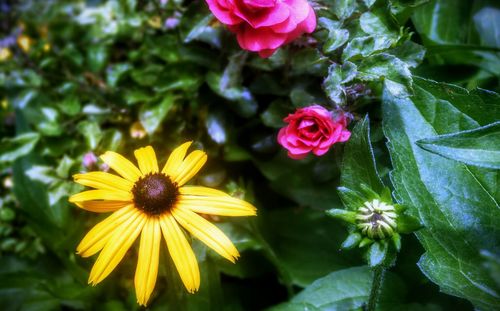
206, 0, 243, 25
258, 49, 277, 57
339, 130, 351, 142
242, 0, 277, 9
234, 2, 290, 28
236, 25, 288, 51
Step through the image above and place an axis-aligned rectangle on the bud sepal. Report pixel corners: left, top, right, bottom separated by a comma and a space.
327, 184, 422, 266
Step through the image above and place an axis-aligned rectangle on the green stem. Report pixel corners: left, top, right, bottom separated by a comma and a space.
366, 265, 386, 311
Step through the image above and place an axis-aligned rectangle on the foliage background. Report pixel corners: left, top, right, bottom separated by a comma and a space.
0, 0, 499, 310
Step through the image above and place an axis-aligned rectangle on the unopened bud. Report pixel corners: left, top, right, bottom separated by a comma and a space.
356, 199, 397, 239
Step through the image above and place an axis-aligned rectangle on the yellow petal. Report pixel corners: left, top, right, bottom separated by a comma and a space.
75, 200, 130, 213
159, 213, 200, 293
74, 172, 134, 192
89, 213, 146, 285
77, 205, 138, 257
173, 150, 207, 186
100, 151, 142, 182
135, 218, 161, 306
177, 194, 257, 217
179, 186, 230, 197
69, 189, 133, 203
162, 141, 192, 178
134, 146, 159, 175
172, 207, 239, 263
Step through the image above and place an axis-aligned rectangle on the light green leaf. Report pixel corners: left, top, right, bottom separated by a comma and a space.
324, 61, 358, 105
139, 94, 175, 135
319, 18, 349, 53
382, 77, 500, 310
342, 36, 394, 61
269, 266, 372, 310
417, 121, 500, 169
412, 0, 473, 44
358, 54, 412, 96
0, 133, 40, 164
77, 121, 102, 149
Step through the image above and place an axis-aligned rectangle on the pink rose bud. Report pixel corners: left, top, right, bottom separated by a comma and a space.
82, 152, 98, 169
205, 0, 316, 58
277, 105, 351, 159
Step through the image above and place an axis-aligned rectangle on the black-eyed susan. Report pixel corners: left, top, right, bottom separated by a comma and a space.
69, 142, 256, 306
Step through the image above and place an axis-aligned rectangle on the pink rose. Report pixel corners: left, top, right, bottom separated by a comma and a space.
277, 105, 351, 159
206, 0, 317, 57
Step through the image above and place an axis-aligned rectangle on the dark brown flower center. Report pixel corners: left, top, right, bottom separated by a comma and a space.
132, 173, 179, 216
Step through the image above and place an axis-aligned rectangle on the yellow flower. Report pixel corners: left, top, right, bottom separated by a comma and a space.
129, 121, 147, 139
0, 48, 12, 61
17, 34, 33, 53
69, 142, 257, 306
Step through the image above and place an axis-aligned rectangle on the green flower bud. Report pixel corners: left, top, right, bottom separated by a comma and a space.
356, 199, 397, 239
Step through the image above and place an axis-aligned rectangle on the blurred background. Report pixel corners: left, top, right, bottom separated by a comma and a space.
0, 0, 498, 310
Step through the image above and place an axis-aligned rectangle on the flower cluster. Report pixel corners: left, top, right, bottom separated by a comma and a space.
206, 0, 317, 57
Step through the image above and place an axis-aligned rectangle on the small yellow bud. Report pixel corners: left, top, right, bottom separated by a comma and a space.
17, 34, 33, 53
130, 121, 147, 139
147, 16, 162, 29
0, 48, 12, 61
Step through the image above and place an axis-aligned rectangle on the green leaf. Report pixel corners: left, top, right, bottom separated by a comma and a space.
342, 36, 394, 61
325, 208, 357, 224
341, 232, 363, 249
184, 14, 223, 48
474, 7, 500, 48
367, 242, 387, 267
290, 48, 329, 76
388, 41, 426, 68
357, 54, 412, 97
87, 44, 108, 72
77, 121, 102, 149
318, 18, 349, 53
0, 133, 40, 164
58, 96, 81, 116
324, 61, 357, 105
260, 208, 363, 287
260, 100, 289, 128
396, 215, 423, 234
359, 11, 398, 39
330, 0, 358, 21
412, 0, 474, 44
206, 52, 258, 118
139, 94, 175, 135
417, 121, 500, 169
269, 266, 372, 310
341, 116, 385, 194
382, 77, 500, 309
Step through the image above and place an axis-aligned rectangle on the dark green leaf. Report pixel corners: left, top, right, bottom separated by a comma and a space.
383, 77, 500, 309
341, 116, 385, 194
260, 208, 362, 287
417, 121, 500, 169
